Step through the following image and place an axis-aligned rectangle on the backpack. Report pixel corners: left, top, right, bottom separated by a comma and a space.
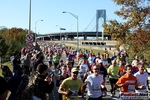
26, 76, 45, 100
15, 75, 29, 100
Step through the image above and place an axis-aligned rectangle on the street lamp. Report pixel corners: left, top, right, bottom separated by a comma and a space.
63, 11, 79, 63
35, 20, 43, 43
28, 0, 31, 34
62, 11, 79, 50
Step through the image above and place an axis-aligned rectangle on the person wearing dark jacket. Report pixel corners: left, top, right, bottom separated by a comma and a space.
31, 63, 54, 100
33, 55, 44, 72
8, 74, 29, 100
0, 76, 8, 100
56, 65, 69, 100
12, 52, 21, 76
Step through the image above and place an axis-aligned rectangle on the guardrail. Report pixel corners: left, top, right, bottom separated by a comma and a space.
61, 41, 115, 48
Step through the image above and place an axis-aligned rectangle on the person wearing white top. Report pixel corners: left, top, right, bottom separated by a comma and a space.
88, 53, 92, 66
78, 55, 89, 81
134, 63, 149, 93
83, 65, 107, 100
100, 54, 109, 68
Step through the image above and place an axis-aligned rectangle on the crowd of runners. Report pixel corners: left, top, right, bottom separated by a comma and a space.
0, 41, 150, 100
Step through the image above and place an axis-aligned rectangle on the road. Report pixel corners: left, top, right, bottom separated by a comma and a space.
45, 51, 150, 100
44, 51, 120, 100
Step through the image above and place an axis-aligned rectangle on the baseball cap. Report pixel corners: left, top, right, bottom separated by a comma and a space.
0, 76, 8, 95
95, 58, 99, 62
71, 68, 78, 72
98, 59, 103, 63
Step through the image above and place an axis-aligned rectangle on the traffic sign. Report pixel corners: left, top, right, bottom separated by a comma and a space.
26, 34, 33, 42
26, 41, 33, 50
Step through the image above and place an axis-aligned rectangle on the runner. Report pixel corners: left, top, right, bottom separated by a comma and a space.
116, 65, 137, 100
83, 65, 107, 100
68, 51, 75, 67
56, 60, 64, 75
78, 55, 90, 82
107, 59, 120, 96
53, 52, 61, 71
134, 63, 149, 93
58, 67, 83, 100
100, 54, 109, 69
98, 60, 108, 86
119, 60, 126, 77
56, 65, 69, 100
131, 60, 139, 75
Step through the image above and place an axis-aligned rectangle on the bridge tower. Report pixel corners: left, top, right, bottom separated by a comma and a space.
96, 9, 106, 41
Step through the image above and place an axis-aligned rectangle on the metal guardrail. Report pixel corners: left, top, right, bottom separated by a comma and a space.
63, 41, 115, 48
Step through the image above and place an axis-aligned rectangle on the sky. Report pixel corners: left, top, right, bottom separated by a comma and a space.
0, 0, 123, 34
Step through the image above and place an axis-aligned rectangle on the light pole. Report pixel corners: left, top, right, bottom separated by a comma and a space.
62, 11, 79, 50
35, 20, 43, 43
28, 0, 31, 34
63, 11, 79, 63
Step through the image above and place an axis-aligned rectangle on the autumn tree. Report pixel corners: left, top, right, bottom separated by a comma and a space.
0, 27, 29, 59
103, 0, 150, 62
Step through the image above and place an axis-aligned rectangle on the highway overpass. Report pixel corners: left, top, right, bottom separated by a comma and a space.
37, 31, 111, 40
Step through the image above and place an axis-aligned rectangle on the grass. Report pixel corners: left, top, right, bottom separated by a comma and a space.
0, 61, 12, 76
67, 45, 113, 56
0, 61, 12, 99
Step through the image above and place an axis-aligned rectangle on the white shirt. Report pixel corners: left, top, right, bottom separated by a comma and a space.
79, 63, 89, 76
102, 59, 108, 67
134, 71, 148, 93
88, 57, 92, 65
85, 74, 103, 98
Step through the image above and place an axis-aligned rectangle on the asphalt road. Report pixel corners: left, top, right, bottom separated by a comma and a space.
45, 51, 150, 100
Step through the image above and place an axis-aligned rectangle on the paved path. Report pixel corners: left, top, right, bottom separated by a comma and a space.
45, 51, 150, 100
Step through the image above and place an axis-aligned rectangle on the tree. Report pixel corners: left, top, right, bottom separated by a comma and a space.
0, 36, 9, 58
0, 27, 29, 59
103, 0, 150, 62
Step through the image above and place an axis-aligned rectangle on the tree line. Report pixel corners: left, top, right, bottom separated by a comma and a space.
103, 0, 150, 63
0, 27, 34, 60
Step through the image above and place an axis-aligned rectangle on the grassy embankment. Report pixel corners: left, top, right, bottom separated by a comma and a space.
67, 45, 112, 56
0, 61, 12, 76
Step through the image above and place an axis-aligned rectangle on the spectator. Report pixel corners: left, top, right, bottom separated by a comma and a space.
12, 52, 21, 76
0, 76, 8, 100
8, 74, 29, 100
28, 63, 54, 100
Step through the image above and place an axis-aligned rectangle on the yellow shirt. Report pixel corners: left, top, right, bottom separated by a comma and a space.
60, 77, 82, 100
108, 65, 119, 79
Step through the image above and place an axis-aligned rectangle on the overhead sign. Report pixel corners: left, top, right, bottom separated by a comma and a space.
26, 34, 33, 42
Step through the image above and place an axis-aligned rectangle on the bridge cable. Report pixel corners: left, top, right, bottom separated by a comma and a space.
84, 14, 96, 30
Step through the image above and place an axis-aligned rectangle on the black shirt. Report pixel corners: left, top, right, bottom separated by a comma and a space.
99, 67, 107, 77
